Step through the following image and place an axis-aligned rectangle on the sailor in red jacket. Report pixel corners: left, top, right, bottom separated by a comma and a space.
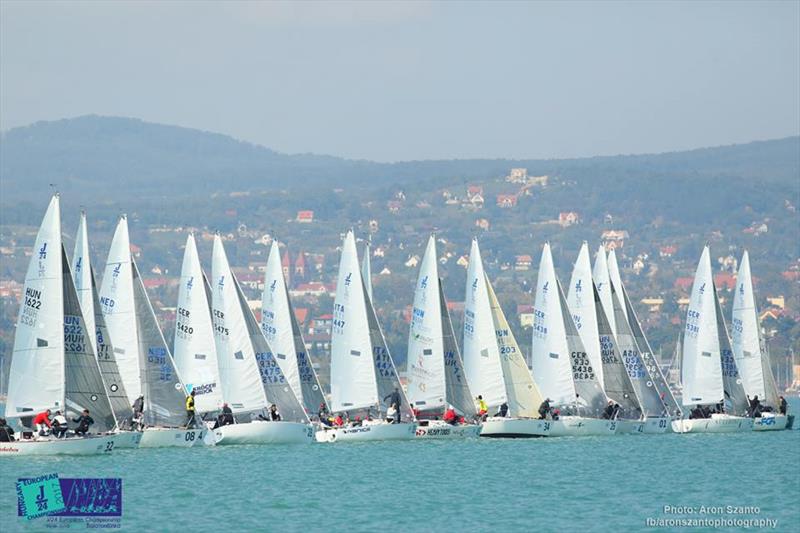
443, 406, 458, 425
33, 409, 52, 434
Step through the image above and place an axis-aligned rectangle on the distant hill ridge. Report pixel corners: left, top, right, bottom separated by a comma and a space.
1, 115, 798, 204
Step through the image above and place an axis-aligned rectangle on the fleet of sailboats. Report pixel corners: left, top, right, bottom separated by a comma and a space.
1, 196, 793, 456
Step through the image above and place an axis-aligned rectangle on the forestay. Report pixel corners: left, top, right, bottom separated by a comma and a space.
62, 247, 116, 433
6, 195, 65, 418
531, 243, 576, 407
174, 234, 223, 414
132, 259, 186, 428
212, 236, 268, 416
330, 231, 378, 413
486, 277, 541, 418
462, 239, 506, 410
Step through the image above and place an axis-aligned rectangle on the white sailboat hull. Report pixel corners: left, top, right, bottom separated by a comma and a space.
480, 417, 551, 438
0, 433, 123, 456
139, 427, 210, 448
547, 416, 618, 436
214, 421, 313, 445
753, 414, 788, 431
414, 420, 481, 439
315, 421, 416, 443
671, 414, 754, 433
113, 430, 143, 448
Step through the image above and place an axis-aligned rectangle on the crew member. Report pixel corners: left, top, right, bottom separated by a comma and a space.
52, 410, 68, 438
72, 409, 94, 436
269, 404, 282, 421
33, 409, 52, 435
494, 402, 509, 418
185, 390, 197, 428
476, 395, 488, 421
0, 418, 15, 442
538, 399, 551, 420
602, 400, 615, 420
779, 396, 788, 415
443, 406, 458, 425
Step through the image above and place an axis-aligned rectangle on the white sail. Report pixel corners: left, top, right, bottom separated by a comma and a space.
439, 281, 476, 417
330, 231, 379, 412
567, 243, 605, 386
174, 234, 224, 414
682, 246, 724, 406
98, 216, 142, 402
731, 251, 766, 400
607, 249, 627, 325
406, 236, 447, 411
362, 242, 373, 301
71, 211, 96, 354
211, 235, 268, 415
6, 195, 65, 418
713, 282, 749, 415
486, 276, 542, 418
261, 242, 302, 404
462, 239, 507, 409
531, 243, 576, 406
592, 244, 616, 333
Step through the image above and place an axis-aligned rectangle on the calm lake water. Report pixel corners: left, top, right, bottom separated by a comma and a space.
2, 402, 799, 532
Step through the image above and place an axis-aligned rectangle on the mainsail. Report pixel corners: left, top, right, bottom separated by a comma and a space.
211, 235, 268, 416
713, 280, 749, 415
261, 241, 326, 414
406, 236, 447, 412
440, 281, 476, 417
71, 211, 96, 354
731, 250, 779, 406
462, 239, 506, 409
330, 231, 379, 413
567, 242, 605, 385
235, 276, 308, 423
531, 243, 576, 407
591, 282, 640, 417
62, 247, 116, 433
99, 216, 142, 402
6, 195, 65, 418
486, 277, 542, 418
682, 246, 724, 406
173, 233, 224, 414
607, 250, 628, 325
132, 259, 187, 427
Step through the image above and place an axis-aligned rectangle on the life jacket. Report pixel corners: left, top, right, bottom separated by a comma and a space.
186, 396, 195, 411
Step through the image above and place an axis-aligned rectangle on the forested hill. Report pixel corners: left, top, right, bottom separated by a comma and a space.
1, 115, 797, 209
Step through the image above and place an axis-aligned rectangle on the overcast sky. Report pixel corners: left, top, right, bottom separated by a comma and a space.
1, 1, 798, 162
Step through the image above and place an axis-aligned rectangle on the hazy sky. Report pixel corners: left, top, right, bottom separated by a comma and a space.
1, 1, 798, 161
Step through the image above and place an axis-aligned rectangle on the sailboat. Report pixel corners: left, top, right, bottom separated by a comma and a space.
595, 248, 679, 432
530, 243, 617, 436
672, 246, 753, 433
210, 235, 313, 445
732, 251, 790, 431
567, 243, 644, 433
71, 212, 142, 448
2, 195, 123, 455
461, 239, 549, 437
100, 216, 207, 447
261, 242, 327, 418
173, 234, 225, 444
406, 236, 480, 438
317, 231, 416, 442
